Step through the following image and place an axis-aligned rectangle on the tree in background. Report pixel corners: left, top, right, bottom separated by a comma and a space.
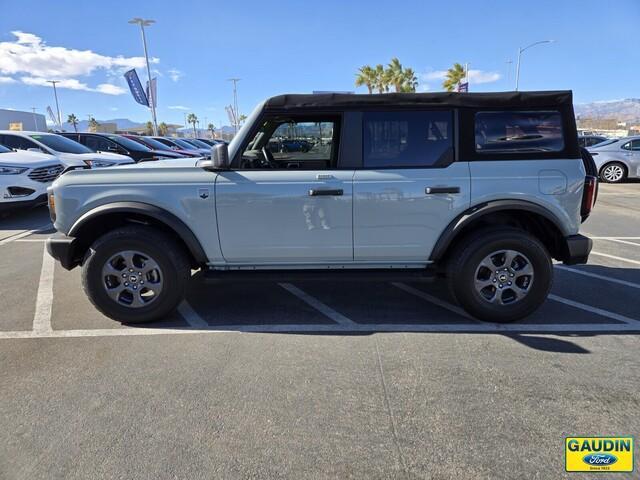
355, 65, 377, 94
207, 123, 215, 138
158, 122, 169, 136
88, 116, 99, 132
401, 68, 418, 93
238, 114, 247, 125
187, 113, 198, 138
374, 64, 389, 93
443, 63, 466, 92
67, 114, 79, 132
144, 121, 154, 135
387, 58, 405, 92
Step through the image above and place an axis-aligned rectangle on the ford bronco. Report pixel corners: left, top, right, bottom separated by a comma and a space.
46, 91, 596, 323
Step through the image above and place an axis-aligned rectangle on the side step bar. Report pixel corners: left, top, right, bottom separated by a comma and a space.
202, 268, 437, 283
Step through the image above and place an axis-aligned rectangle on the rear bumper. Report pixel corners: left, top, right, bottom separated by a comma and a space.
46, 233, 79, 270
562, 234, 592, 265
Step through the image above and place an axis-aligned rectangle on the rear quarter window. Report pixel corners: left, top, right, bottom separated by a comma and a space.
475, 111, 564, 154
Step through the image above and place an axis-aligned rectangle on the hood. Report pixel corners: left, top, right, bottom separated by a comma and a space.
148, 149, 185, 159
64, 152, 134, 165
49, 151, 94, 168
113, 158, 200, 169
0, 150, 64, 167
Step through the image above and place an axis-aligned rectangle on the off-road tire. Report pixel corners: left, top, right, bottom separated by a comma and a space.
447, 228, 553, 323
81, 225, 190, 323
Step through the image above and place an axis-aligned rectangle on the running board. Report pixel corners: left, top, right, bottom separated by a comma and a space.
201, 268, 437, 283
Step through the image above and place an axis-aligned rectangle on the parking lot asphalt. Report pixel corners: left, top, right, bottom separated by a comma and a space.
1, 183, 639, 479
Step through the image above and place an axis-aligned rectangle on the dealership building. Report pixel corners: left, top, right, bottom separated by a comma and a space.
0, 108, 47, 132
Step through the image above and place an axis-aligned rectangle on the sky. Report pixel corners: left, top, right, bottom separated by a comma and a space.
0, 0, 637, 127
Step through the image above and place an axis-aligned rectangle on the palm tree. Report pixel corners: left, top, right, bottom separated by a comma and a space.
387, 57, 405, 92
443, 63, 466, 92
158, 122, 169, 136
88, 116, 99, 133
238, 114, 247, 125
374, 64, 389, 93
186, 113, 198, 138
355, 65, 376, 94
207, 123, 215, 139
144, 121, 154, 136
401, 68, 419, 93
67, 114, 79, 132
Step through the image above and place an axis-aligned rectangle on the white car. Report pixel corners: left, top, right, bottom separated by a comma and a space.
0, 143, 66, 212
0, 131, 135, 169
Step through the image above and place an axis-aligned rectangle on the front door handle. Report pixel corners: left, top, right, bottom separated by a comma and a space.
425, 186, 460, 194
309, 188, 343, 196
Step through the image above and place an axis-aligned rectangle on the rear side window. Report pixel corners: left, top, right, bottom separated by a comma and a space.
363, 111, 453, 168
475, 111, 564, 153
621, 140, 640, 151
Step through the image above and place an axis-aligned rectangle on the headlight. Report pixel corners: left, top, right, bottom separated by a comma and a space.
0, 166, 29, 175
83, 159, 115, 168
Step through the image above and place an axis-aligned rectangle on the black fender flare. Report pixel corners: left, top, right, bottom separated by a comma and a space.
429, 199, 568, 262
68, 201, 208, 264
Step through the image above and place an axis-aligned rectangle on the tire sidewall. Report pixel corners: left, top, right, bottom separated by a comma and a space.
452, 232, 552, 322
83, 234, 186, 323
600, 162, 626, 183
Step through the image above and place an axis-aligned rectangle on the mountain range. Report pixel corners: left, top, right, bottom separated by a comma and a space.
574, 98, 640, 123
60, 118, 236, 134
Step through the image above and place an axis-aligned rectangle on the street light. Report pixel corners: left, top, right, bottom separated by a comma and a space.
227, 78, 240, 134
129, 17, 158, 135
515, 40, 554, 91
47, 80, 62, 127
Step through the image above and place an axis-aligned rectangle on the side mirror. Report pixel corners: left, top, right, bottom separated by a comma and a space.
200, 142, 229, 170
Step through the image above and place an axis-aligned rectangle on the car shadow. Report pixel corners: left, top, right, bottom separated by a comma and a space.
0, 205, 52, 235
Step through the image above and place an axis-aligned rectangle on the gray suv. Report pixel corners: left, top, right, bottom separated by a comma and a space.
46, 91, 596, 323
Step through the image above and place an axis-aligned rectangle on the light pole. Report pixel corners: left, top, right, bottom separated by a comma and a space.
47, 80, 62, 127
129, 17, 158, 135
515, 40, 554, 91
228, 78, 240, 134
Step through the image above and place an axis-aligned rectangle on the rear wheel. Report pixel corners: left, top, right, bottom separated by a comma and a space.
447, 228, 552, 323
81, 225, 190, 323
600, 162, 627, 183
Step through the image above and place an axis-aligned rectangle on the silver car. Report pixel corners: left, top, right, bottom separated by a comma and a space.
588, 136, 640, 183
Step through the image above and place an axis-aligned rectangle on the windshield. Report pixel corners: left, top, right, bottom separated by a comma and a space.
0, 144, 11, 154
590, 139, 617, 148
108, 135, 152, 152
185, 139, 211, 149
229, 102, 264, 159
173, 138, 199, 150
139, 137, 174, 151
30, 134, 92, 154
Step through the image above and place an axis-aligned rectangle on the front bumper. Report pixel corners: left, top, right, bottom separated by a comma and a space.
562, 234, 592, 265
0, 193, 48, 212
46, 233, 79, 270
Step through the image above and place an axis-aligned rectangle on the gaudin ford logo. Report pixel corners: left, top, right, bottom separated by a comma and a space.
565, 437, 633, 472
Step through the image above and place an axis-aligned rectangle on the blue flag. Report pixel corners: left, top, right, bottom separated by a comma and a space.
124, 69, 149, 107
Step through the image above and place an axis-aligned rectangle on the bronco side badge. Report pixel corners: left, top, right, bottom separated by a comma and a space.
198, 188, 210, 199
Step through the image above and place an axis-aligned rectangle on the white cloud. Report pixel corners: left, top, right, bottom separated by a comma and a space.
167, 68, 183, 82
422, 69, 501, 84
0, 31, 158, 95
0, 76, 16, 84
20, 76, 125, 95
168, 105, 190, 110
109, 107, 119, 111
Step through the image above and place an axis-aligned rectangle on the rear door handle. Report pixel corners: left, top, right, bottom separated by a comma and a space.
309, 188, 343, 196
425, 186, 460, 194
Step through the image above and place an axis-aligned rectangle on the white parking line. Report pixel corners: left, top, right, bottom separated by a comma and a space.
597, 238, 640, 247
590, 251, 640, 266
177, 301, 209, 328
0, 321, 638, 340
588, 236, 640, 240
548, 294, 640, 326
555, 264, 640, 290
392, 282, 474, 320
279, 282, 356, 325
32, 243, 54, 334
0, 225, 51, 246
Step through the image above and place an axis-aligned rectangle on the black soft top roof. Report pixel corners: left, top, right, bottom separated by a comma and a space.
264, 90, 573, 110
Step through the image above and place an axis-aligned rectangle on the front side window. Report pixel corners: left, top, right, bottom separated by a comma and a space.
83, 136, 115, 153
363, 111, 453, 168
475, 111, 564, 153
0, 135, 40, 151
239, 118, 338, 170
622, 140, 640, 151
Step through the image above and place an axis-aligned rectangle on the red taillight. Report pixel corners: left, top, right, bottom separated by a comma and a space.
581, 175, 598, 219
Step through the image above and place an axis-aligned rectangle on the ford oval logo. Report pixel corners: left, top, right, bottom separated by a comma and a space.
583, 453, 617, 466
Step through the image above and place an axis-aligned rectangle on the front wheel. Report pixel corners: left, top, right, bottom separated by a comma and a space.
81, 225, 190, 323
600, 162, 627, 183
447, 228, 553, 323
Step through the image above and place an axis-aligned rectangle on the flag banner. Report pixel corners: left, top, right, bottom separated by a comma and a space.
124, 69, 149, 106
225, 105, 237, 126
457, 82, 469, 92
46, 106, 59, 127
146, 78, 157, 108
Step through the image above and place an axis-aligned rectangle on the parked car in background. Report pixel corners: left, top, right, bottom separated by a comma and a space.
120, 135, 195, 159
139, 137, 200, 157
47, 90, 595, 324
60, 133, 175, 163
0, 131, 117, 169
588, 136, 640, 183
578, 135, 608, 148
152, 137, 210, 156
0, 143, 66, 212
195, 138, 219, 146
181, 138, 215, 150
